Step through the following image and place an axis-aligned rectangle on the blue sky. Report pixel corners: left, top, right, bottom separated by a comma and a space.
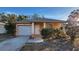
0, 7, 78, 21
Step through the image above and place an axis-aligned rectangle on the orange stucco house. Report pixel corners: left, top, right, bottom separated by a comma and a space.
16, 18, 65, 36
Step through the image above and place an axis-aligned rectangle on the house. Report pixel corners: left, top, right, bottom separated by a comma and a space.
16, 18, 65, 36
0, 22, 6, 34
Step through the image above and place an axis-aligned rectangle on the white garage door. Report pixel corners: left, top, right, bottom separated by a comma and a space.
17, 26, 32, 36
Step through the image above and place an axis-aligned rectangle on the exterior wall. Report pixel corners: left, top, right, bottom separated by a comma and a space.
16, 22, 63, 36
34, 22, 63, 34
32, 22, 63, 35
51, 22, 62, 29
34, 22, 43, 30
34, 22, 43, 35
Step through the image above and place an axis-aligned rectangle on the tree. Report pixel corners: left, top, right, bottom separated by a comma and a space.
66, 26, 76, 41
0, 12, 8, 22
7, 14, 17, 23
4, 23, 16, 35
17, 15, 28, 21
4, 14, 17, 35
67, 9, 79, 26
32, 14, 42, 20
66, 9, 79, 43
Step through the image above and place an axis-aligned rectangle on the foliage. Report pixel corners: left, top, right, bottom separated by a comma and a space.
32, 14, 45, 20
32, 14, 40, 19
3, 13, 17, 35
41, 28, 53, 39
52, 28, 67, 39
0, 12, 29, 22
0, 12, 29, 36
7, 14, 16, 23
66, 26, 79, 42
66, 9, 79, 43
41, 27, 68, 41
67, 9, 79, 26
4, 23, 16, 35
0, 13, 8, 22
17, 15, 28, 21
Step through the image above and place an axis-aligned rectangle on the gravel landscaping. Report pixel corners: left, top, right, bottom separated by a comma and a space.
20, 38, 75, 51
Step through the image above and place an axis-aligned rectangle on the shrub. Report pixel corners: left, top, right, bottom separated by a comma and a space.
41, 28, 53, 39
66, 26, 77, 42
4, 23, 16, 35
41, 27, 68, 41
50, 28, 67, 39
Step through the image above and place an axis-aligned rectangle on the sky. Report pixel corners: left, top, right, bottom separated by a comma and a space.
0, 7, 78, 21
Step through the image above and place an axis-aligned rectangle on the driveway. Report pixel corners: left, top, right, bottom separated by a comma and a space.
0, 36, 43, 51
0, 37, 29, 51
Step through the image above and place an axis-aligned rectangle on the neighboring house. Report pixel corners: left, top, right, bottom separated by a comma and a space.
0, 22, 6, 34
16, 18, 65, 36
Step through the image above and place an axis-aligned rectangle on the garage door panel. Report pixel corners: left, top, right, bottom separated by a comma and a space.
17, 26, 32, 36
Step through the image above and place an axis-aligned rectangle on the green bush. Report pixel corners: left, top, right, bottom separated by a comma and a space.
4, 23, 16, 35
41, 27, 67, 40
41, 28, 53, 39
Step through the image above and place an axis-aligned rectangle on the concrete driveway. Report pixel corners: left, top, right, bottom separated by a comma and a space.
0, 36, 43, 51
0, 37, 28, 51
